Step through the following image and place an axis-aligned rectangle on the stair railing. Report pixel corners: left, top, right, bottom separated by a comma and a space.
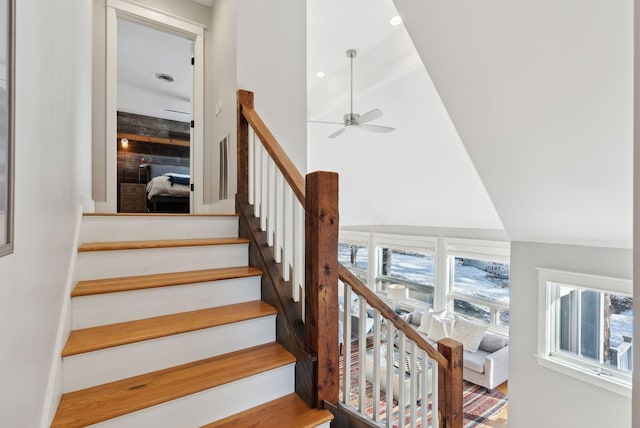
236, 90, 462, 427
237, 90, 339, 410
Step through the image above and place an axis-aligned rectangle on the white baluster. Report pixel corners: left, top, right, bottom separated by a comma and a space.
292, 200, 304, 302
397, 330, 406, 418
274, 170, 284, 263
343, 286, 352, 405
372, 310, 381, 421
358, 297, 367, 412
410, 342, 417, 428
420, 350, 430, 428
431, 358, 438, 428
282, 185, 293, 281
260, 145, 268, 230
253, 138, 262, 218
386, 322, 395, 427
248, 127, 254, 205
267, 158, 276, 247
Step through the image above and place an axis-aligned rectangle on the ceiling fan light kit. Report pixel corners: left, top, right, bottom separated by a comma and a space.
310, 49, 395, 139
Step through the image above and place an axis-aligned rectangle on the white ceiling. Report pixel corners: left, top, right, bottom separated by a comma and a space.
307, 0, 504, 230
117, 18, 193, 122
394, 0, 632, 248
190, 0, 213, 7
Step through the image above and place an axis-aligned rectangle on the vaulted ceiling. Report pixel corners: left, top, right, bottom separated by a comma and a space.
307, 0, 504, 231
394, 0, 632, 248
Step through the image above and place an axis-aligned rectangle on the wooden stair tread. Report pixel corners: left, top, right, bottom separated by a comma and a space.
84, 213, 239, 217
52, 342, 296, 428
201, 393, 333, 428
78, 237, 249, 252
72, 266, 262, 296
62, 301, 276, 357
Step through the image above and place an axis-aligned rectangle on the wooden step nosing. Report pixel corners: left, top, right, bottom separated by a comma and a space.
72, 267, 262, 297
62, 317, 277, 392
63, 314, 278, 359
200, 393, 334, 428
78, 237, 249, 253
62, 302, 277, 357
53, 343, 296, 428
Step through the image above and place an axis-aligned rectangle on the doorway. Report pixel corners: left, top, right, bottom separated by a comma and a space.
116, 18, 193, 214
103, 0, 205, 214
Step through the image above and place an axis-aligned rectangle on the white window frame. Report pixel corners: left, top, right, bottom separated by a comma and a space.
536, 268, 632, 397
445, 238, 511, 334
372, 233, 438, 309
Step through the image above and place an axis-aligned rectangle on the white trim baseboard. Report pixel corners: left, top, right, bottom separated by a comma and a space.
39, 203, 84, 427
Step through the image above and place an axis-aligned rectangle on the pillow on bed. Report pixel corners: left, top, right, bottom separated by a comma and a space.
163, 173, 190, 178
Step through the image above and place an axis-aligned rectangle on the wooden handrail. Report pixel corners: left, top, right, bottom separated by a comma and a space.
338, 265, 449, 369
238, 98, 305, 204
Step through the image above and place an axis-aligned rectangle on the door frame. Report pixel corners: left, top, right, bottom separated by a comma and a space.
99, 0, 205, 213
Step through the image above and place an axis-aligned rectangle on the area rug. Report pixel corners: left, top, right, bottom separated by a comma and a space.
339, 341, 507, 427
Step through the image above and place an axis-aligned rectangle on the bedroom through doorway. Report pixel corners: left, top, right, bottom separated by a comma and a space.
116, 17, 194, 214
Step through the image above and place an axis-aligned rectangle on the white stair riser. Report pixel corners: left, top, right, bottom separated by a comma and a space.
72, 276, 261, 329
81, 216, 239, 243
316, 423, 331, 428
88, 364, 295, 428
62, 317, 276, 392
77, 244, 248, 280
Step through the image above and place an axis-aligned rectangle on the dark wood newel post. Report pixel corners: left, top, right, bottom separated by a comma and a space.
438, 338, 464, 428
305, 171, 339, 409
237, 90, 254, 197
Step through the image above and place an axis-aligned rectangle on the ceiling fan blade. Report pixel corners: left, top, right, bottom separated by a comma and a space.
328, 127, 346, 138
360, 124, 395, 133
308, 120, 344, 125
356, 109, 382, 124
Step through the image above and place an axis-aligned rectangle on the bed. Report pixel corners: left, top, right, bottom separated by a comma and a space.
146, 164, 190, 213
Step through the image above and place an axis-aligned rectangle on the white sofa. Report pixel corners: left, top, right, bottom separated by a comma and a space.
405, 310, 509, 390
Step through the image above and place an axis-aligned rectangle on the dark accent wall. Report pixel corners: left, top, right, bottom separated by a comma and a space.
116, 112, 190, 211
117, 111, 190, 140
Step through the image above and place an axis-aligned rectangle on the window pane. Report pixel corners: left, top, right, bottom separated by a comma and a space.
377, 247, 434, 304
338, 243, 368, 270
555, 285, 634, 374
608, 294, 633, 373
452, 257, 510, 305
497, 310, 510, 327
379, 248, 434, 285
453, 298, 490, 323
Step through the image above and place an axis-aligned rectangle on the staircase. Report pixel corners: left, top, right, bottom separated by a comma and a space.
51, 213, 333, 428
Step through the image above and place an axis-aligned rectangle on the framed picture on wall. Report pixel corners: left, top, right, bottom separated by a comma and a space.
0, 0, 14, 257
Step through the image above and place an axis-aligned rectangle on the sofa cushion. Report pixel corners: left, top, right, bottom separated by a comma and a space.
479, 332, 508, 353
463, 348, 490, 373
452, 315, 487, 353
427, 311, 453, 341
417, 309, 432, 334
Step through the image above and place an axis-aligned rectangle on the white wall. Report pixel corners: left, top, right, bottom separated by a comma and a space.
510, 242, 632, 428
0, 0, 92, 426
236, 0, 307, 174
206, 0, 237, 205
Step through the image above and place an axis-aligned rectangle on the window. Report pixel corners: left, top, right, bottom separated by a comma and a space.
376, 247, 435, 304
338, 242, 368, 284
374, 234, 437, 307
446, 239, 510, 330
538, 269, 632, 396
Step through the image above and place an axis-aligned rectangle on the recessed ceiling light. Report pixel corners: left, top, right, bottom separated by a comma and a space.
389, 15, 402, 26
155, 73, 175, 83
315, 71, 326, 78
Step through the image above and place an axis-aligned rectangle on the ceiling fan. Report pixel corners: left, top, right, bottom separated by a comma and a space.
309, 49, 395, 139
